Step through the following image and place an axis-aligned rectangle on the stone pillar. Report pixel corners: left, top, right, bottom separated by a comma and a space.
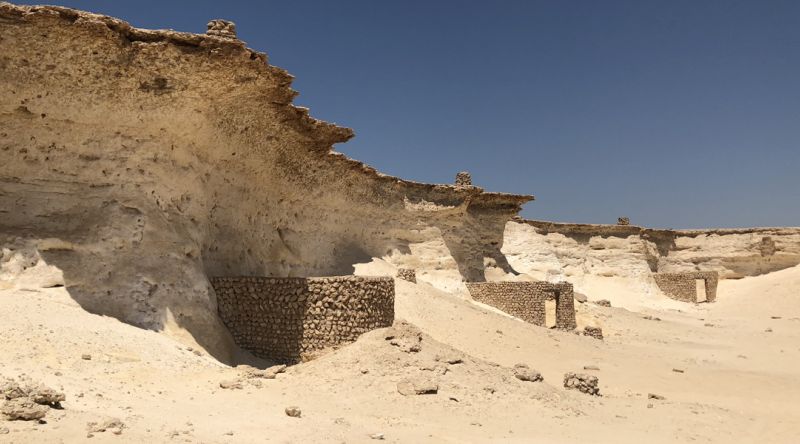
455, 171, 472, 187
554, 283, 577, 330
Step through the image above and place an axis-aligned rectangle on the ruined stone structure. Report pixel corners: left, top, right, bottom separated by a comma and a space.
206, 19, 237, 39
652, 271, 718, 303
396, 268, 417, 283
211, 276, 395, 363
455, 172, 473, 187
465, 281, 576, 329
617, 217, 630, 226
582, 326, 604, 340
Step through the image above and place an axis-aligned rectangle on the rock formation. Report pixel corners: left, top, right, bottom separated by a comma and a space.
503, 220, 800, 292
0, 3, 531, 362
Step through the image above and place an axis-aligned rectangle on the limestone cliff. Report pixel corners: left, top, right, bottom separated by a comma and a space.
0, 3, 531, 361
504, 219, 800, 283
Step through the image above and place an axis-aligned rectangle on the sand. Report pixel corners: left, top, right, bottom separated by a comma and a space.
1, 266, 799, 443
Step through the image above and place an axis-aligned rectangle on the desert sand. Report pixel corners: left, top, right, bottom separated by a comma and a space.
1, 264, 799, 443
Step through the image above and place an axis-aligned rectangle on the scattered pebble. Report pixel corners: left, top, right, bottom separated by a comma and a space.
672, 368, 685, 373
369, 432, 385, 440
81, 354, 92, 360
583, 365, 600, 371
285, 406, 302, 418
648, 393, 665, 400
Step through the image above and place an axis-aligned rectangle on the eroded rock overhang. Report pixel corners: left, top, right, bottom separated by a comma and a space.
0, 3, 532, 361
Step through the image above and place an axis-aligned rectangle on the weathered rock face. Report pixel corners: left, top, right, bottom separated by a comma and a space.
0, 4, 531, 361
504, 220, 800, 282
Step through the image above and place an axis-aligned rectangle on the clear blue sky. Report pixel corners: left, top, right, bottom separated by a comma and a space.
32, 1, 799, 228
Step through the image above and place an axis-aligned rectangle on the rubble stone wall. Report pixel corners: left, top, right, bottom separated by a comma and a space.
211, 276, 395, 363
396, 268, 417, 283
465, 281, 576, 329
652, 271, 719, 303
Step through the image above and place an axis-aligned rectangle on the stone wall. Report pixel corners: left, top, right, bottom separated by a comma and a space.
396, 268, 417, 283
652, 271, 718, 303
465, 281, 576, 329
211, 276, 395, 363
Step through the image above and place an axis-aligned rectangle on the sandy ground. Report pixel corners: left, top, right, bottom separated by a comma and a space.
1, 266, 799, 443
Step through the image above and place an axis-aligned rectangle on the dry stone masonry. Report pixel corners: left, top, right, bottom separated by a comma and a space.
211, 276, 395, 363
206, 19, 237, 39
396, 268, 417, 283
465, 281, 577, 330
652, 271, 718, 303
455, 171, 473, 187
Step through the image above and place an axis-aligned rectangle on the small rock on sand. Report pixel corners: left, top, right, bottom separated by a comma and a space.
369, 432, 385, 440
219, 380, 243, 390
87, 418, 126, 435
595, 300, 611, 307
648, 393, 665, 400
285, 406, 302, 418
81, 354, 92, 360
435, 354, 463, 365
513, 364, 543, 382
397, 378, 439, 395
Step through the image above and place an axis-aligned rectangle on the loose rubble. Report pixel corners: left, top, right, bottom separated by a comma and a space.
87, 418, 126, 436
1, 376, 66, 421
563, 373, 601, 396
583, 326, 604, 340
